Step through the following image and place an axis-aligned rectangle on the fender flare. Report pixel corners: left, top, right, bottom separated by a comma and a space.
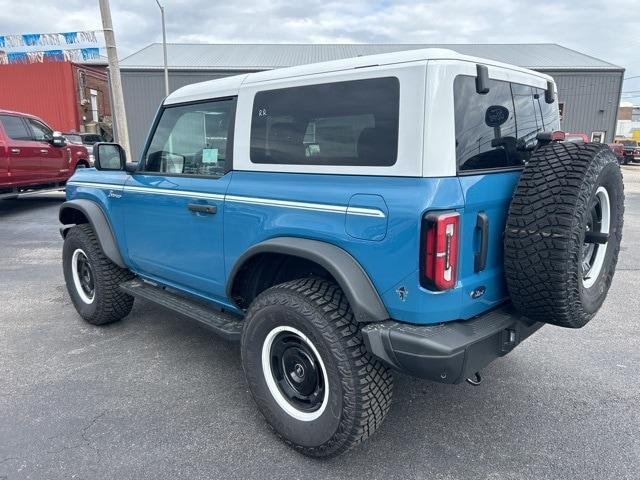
59, 199, 126, 268
226, 237, 390, 323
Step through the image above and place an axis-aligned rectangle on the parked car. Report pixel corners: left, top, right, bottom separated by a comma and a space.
59, 49, 624, 457
64, 133, 105, 167
618, 140, 640, 163
607, 143, 626, 164
64, 132, 104, 146
564, 132, 589, 142
0, 110, 90, 199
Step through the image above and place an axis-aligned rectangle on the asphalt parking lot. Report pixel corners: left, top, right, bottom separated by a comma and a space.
1, 167, 639, 480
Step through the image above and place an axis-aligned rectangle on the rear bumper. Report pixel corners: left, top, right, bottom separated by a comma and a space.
361, 305, 543, 384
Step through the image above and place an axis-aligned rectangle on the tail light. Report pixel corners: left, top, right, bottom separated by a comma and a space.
421, 212, 460, 290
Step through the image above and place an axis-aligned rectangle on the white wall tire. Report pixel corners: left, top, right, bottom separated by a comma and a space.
241, 277, 393, 458
71, 248, 95, 304
63, 224, 135, 325
582, 186, 610, 289
261, 325, 329, 422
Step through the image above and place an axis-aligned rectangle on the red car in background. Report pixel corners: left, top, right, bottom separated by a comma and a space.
607, 143, 626, 164
0, 109, 90, 199
618, 140, 640, 164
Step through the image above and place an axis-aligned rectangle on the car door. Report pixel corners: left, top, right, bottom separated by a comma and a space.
25, 117, 67, 181
453, 73, 560, 317
0, 114, 39, 185
120, 97, 235, 303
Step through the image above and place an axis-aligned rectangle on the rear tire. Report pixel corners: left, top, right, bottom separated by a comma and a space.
241, 278, 393, 458
63, 224, 134, 325
504, 142, 624, 328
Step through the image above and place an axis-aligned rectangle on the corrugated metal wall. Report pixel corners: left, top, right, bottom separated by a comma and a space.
121, 70, 252, 159
539, 70, 623, 142
121, 67, 623, 159
0, 62, 79, 131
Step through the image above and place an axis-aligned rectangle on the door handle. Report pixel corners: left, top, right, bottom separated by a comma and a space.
474, 212, 489, 273
40, 149, 49, 154
10, 148, 20, 154
188, 203, 217, 215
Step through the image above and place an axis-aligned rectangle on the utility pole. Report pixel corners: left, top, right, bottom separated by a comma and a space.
98, 0, 131, 160
155, 0, 169, 97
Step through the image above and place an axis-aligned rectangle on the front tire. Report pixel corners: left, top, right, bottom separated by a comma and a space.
63, 224, 134, 325
241, 278, 393, 458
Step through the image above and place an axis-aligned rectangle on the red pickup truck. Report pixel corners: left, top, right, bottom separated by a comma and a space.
0, 109, 90, 199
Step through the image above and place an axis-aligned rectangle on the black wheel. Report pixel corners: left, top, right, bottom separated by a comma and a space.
63, 224, 135, 325
241, 278, 393, 458
505, 142, 624, 328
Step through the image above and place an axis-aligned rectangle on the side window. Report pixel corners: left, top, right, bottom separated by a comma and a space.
143, 98, 235, 177
27, 119, 53, 141
250, 77, 399, 167
454, 76, 517, 171
0, 115, 33, 141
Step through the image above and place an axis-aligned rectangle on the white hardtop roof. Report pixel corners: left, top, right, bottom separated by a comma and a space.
164, 48, 553, 105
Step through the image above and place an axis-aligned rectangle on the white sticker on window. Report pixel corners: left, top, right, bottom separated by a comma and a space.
202, 148, 218, 164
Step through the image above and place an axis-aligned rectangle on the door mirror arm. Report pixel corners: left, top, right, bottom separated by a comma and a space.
125, 162, 139, 173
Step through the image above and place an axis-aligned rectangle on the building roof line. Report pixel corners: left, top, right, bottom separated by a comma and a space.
119, 43, 621, 71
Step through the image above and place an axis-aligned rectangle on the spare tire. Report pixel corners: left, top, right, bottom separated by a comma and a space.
504, 142, 624, 328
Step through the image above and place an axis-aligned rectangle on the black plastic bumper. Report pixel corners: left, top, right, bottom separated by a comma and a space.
361, 305, 543, 384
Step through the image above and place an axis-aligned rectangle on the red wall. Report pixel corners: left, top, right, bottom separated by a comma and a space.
0, 62, 79, 131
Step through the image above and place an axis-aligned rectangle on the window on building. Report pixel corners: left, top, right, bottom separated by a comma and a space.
0, 115, 32, 141
90, 89, 99, 123
143, 98, 234, 177
454, 75, 560, 172
250, 77, 400, 167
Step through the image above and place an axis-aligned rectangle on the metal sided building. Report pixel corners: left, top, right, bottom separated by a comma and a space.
119, 43, 624, 160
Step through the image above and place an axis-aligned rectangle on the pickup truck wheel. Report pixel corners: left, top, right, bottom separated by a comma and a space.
241, 278, 393, 458
505, 142, 624, 328
62, 224, 135, 325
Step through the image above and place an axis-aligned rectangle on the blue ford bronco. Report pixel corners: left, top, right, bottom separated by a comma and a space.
59, 49, 624, 457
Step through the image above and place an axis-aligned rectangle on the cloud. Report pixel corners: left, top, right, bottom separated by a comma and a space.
1, 0, 638, 95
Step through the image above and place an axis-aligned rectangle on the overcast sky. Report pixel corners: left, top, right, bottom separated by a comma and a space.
1, 0, 639, 101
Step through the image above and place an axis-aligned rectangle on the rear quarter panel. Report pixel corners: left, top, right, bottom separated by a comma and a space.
224, 171, 466, 324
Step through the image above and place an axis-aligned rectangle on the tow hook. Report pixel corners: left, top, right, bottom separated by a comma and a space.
466, 372, 482, 386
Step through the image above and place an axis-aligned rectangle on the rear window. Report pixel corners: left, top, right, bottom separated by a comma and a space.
454, 75, 560, 172
0, 115, 32, 141
250, 77, 400, 167
82, 134, 102, 144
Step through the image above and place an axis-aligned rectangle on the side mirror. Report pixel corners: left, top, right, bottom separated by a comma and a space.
51, 131, 66, 147
545, 81, 555, 104
475, 64, 490, 95
93, 142, 127, 171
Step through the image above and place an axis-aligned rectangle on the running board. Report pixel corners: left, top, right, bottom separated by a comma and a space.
120, 278, 243, 341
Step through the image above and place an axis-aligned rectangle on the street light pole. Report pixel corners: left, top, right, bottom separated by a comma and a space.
98, 0, 131, 160
155, 0, 169, 97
